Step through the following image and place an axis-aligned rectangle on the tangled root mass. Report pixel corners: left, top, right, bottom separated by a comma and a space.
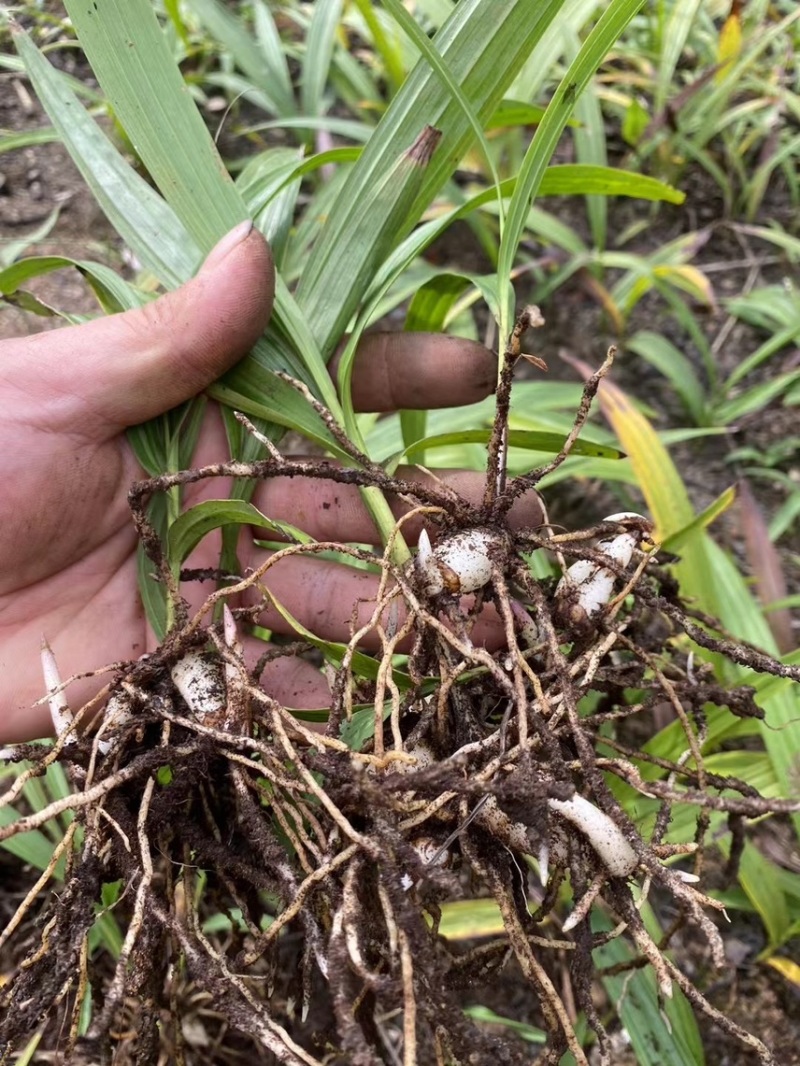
2, 310, 798, 1065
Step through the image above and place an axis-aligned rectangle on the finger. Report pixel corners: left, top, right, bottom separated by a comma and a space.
242, 636, 331, 710
242, 550, 508, 652
6, 222, 274, 437
249, 465, 545, 544
331, 332, 497, 412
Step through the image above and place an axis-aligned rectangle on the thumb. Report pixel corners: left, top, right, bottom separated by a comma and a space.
14, 221, 274, 435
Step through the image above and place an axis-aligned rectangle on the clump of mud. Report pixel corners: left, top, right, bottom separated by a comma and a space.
1, 310, 796, 1066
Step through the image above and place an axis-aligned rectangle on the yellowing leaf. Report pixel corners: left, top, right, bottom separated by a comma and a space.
766, 955, 800, 987
653, 264, 716, 309
579, 270, 625, 334
434, 898, 507, 939
716, 12, 742, 82
593, 376, 694, 540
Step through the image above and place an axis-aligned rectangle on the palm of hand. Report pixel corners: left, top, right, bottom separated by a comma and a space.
0, 228, 540, 743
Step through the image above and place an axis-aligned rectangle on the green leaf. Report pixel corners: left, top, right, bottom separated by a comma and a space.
62, 1, 244, 249
626, 329, 708, 425
0, 807, 58, 871
252, 0, 296, 117
489, 98, 571, 130
661, 485, 738, 553
340, 704, 391, 750
497, 0, 647, 338
156, 765, 174, 787
301, 0, 345, 118
167, 499, 313, 565
11, 1031, 43, 1066
596, 909, 706, 1065
655, 0, 704, 112
701, 539, 800, 838
297, 0, 568, 357
739, 842, 790, 950
12, 22, 197, 287
190, 0, 295, 115
205, 374, 348, 458
351, 0, 406, 96
381, 0, 504, 217
363, 166, 681, 311
716, 370, 800, 424
394, 428, 623, 473
0, 255, 146, 314
0, 124, 58, 155
463, 1006, 546, 1044
57, 0, 340, 419
435, 897, 509, 939
622, 95, 649, 146
404, 274, 471, 331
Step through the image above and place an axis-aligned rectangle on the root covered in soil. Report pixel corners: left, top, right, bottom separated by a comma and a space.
2, 310, 798, 1065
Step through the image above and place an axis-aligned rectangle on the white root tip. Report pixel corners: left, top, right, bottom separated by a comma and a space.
41, 638, 76, 744
416, 527, 444, 595
562, 909, 580, 933
417, 527, 434, 566
538, 841, 550, 887
412, 836, 450, 868
602, 511, 648, 524
222, 603, 243, 692
434, 528, 497, 594
392, 740, 435, 775
223, 603, 240, 650
548, 794, 638, 877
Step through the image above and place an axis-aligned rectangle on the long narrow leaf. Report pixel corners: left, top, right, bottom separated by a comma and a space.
300, 0, 344, 118
381, 0, 503, 222
496, 0, 646, 339
59, 0, 341, 418
12, 22, 197, 287
297, 0, 567, 358
189, 0, 294, 115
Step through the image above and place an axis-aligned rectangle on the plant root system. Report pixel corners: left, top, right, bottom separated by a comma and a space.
2, 309, 798, 1065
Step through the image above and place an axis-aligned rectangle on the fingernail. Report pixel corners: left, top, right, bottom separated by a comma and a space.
201, 219, 255, 272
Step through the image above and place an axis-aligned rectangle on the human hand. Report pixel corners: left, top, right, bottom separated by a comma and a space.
0, 222, 543, 743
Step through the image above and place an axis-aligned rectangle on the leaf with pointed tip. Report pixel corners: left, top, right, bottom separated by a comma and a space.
167, 500, 314, 566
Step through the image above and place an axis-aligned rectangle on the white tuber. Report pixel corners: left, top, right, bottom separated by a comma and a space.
554, 511, 653, 633
170, 651, 227, 719
96, 691, 134, 755
416, 527, 501, 596
548, 793, 638, 877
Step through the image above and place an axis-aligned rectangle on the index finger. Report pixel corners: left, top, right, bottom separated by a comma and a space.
334, 332, 497, 412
